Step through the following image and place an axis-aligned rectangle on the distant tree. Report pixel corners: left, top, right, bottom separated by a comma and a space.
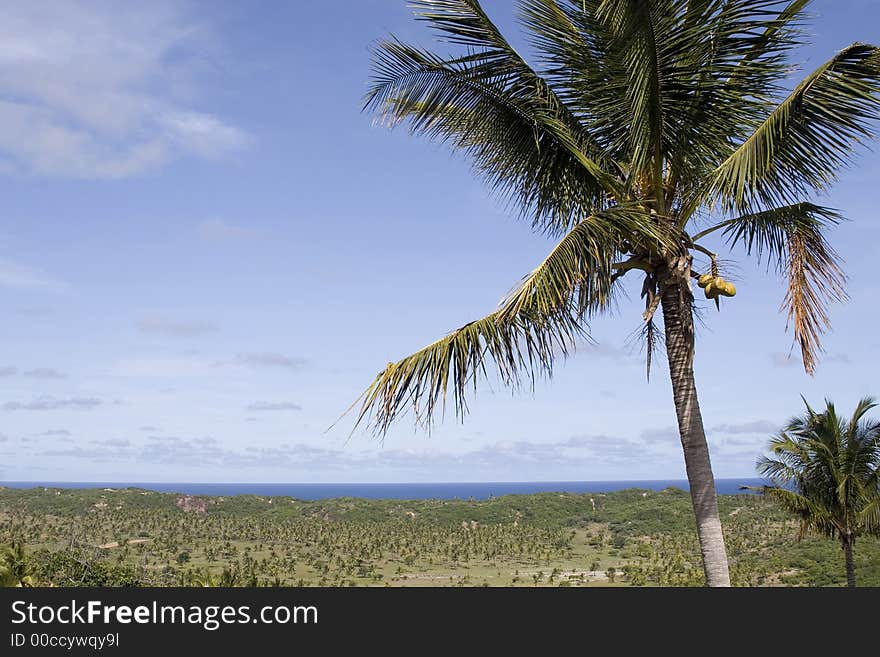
605, 567, 617, 583
628, 569, 647, 587
0, 542, 36, 587
218, 567, 238, 587
758, 397, 880, 587
183, 568, 218, 587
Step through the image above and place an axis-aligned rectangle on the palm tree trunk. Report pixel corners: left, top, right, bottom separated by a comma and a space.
843, 538, 856, 588
659, 265, 731, 587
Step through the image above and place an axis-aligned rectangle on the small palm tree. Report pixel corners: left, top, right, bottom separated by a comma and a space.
353, 0, 880, 585
0, 542, 36, 587
758, 397, 880, 587
181, 568, 220, 587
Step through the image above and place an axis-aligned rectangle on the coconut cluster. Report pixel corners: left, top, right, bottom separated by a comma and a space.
697, 273, 736, 299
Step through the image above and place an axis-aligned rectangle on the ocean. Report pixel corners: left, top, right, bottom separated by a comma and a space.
0, 479, 767, 499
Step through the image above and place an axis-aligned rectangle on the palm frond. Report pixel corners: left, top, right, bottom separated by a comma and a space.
675, 0, 812, 202
410, 0, 516, 49
763, 486, 840, 538
695, 202, 846, 373
498, 204, 673, 320
860, 496, 880, 535
353, 205, 661, 435
709, 43, 880, 212
353, 306, 580, 436
638, 316, 663, 381
519, 1, 629, 157
779, 215, 847, 375
594, 0, 671, 198
524, 1, 816, 218
758, 442, 807, 485
846, 397, 878, 440
728, 0, 811, 74
365, 1, 623, 235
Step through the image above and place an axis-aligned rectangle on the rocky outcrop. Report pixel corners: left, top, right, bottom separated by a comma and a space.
175, 495, 208, 514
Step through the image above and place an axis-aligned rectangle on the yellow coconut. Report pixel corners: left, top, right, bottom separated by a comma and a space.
703, 281, 719, 298
719, 281, 737, 297
697, 273, 714, 288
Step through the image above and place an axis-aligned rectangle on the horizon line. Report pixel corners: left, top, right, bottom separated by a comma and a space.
1, 477, 765, 486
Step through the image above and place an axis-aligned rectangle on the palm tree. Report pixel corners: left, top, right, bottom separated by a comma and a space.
0, 541, 36, 587
353, 0, 880, 586
758, 397, 880, 587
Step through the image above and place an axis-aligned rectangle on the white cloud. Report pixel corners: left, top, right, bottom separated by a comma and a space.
246, 402, 303, 412
710, 420, 778, 435
197, 219, 260, 242
770, 352, 798, 368
2, 396, 102, 411
31, 433, 681, 477
235, 353, 309, 370
161, 112, 248, 158
112, 357, 216, 378
0, 257, 66, 290
0, 1, 248, 179
23, 368, 67, 380
136, 319, 217, 338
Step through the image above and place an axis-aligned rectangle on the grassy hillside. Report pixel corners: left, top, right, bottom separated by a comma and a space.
1, 486, 877, 587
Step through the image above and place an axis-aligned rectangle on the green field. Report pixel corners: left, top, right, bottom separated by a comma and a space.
2, 486, 878, 587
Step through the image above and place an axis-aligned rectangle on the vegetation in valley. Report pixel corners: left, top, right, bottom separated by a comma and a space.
2, 486, 878, 587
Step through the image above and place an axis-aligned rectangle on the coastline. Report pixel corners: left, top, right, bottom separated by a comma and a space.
0, 478, 766, 499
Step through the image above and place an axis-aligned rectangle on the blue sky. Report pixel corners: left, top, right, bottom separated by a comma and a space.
0, 0, 878, 483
